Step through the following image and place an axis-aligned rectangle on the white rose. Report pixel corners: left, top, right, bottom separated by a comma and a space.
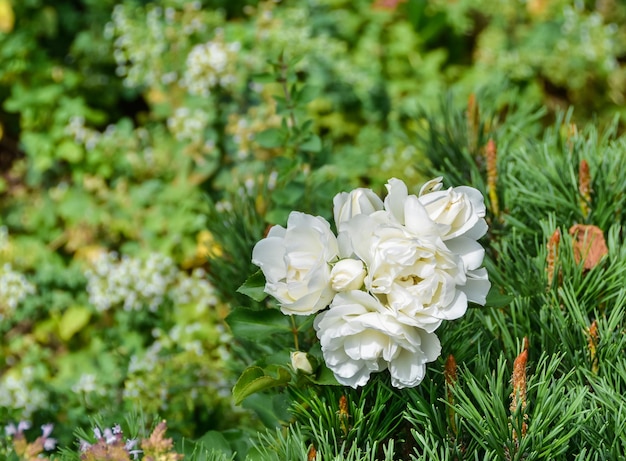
330, 259, 366, 291
290, 351, 314, 374
341, 213, 469, 332
314, 290, 441, 389
333, 188, 384, 231
418, 177, 488, 240
251, 211, 338, 315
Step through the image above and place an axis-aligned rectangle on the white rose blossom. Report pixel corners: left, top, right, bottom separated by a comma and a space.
314, 290, 441, 389
251, 177, 490, 389
252, 211, 338, 316
418, 176, 488, 241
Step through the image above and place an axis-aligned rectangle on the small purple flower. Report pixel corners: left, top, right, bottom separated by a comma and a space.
5, 420, 31, 437
125, 439, 142, 460
4, 423, 17, 437
79, 439, 92, 452
103, 427, 116, 444
18, 421, 31, 432
41, 423, 54, 439
44, 437, 57, 451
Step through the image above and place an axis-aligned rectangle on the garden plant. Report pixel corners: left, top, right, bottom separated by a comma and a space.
1, 0, 626, 460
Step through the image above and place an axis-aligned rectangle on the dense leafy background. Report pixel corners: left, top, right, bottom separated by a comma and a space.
1, 0, 625, 459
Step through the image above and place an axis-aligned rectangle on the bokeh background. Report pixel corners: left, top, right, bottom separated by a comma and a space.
1, 0, 625, 456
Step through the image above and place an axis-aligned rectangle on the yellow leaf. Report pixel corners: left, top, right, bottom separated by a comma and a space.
0, 0, 15, 34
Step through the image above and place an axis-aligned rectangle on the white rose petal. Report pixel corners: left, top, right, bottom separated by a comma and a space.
252, 212, 338, 315
460, 268, 491, 305
444, 236, 486, 271
333, 188, 384, 231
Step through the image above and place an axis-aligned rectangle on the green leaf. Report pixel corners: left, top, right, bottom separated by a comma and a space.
57, 139, 83, 163
299, 134, 322, 152
251, 72, 276, 83
309, 362, 340, 386
236, 269, 268, 302
295, 85, 318, 105
232, 365, 291, 405
226, 308, 291, 340
485, 291, 515, 308
255, 127, 285, 149
58, 305, 91, 341
195, 430, 233, 456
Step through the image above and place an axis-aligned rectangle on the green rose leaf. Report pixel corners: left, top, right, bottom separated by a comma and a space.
226, 307, 291, 340
309, 362, 340, 386
236, 269, 268, 302
232, 365, 291, 405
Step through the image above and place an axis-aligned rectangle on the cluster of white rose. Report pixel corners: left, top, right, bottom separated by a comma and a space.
252, 178, 490, 389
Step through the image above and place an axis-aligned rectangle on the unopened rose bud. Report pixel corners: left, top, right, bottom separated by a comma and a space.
330, 259, 366, 292
291, 351, 314, 374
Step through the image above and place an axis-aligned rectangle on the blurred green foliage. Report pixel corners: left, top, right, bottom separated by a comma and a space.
1, 0, 626, 459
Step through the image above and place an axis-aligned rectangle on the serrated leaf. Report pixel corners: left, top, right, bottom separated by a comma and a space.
255, 127, 285, 149
236, 269, 268, 302
299, 134, 322, 152
232, 365, 291, 405
59, 305, 91, 341
226, 308, 291, 340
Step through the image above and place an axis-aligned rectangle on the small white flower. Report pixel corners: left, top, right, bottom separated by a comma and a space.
330, 259, 366, 292
314, 291, 441, 388
252, 212, 338, 315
